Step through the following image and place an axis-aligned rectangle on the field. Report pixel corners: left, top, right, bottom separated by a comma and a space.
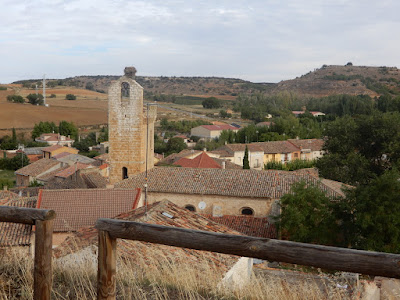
0, 86, 107, 137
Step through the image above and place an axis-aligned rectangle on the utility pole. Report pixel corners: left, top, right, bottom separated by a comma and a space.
43, 74, 46, 106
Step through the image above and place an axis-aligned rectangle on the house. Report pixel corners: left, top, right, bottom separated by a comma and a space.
15, 158, 62, 187
288, 139, 325, 160
173, 135, 196, 148
253, 141, 301, 164
292, 111, 325, 117
17, 147, 45, 162
0, 196, 37, 249
214, 144, 264, 170
173, 151, 222, 169
115, 167, 345, 217
35, 133, 74, 147
37, 188, 142, 246
191, 124, 239, 140
54, 153, 97, 167
42, 145, 78, 159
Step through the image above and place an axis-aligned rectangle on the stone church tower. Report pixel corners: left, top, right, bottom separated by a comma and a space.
108, 67, 157, 184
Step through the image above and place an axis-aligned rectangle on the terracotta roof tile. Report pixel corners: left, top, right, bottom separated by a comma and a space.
42, 144, 64, 152
52, 152, 73, 159
115, 168, 344, 199
202, 215, 277, 239
173, 152, 222, 169
38, 188, 141, 232
55, 163, 90, 178
220, 144, 264, 152
15, 158, 61, 177
0, 196, 37, 247
288, 139, 324, 152
252, 141, 300, 154
200, 124, 238, 131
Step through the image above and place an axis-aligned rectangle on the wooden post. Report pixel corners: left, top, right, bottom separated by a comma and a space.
34, 219, 54, 300
97, 230, 117, 300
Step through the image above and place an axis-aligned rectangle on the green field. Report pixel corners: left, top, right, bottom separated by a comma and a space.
0, 169, 15, 188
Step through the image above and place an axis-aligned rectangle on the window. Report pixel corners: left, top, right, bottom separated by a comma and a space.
122, 167, 128, 180
185, 205, 196, 212
240, 207, 254, 216
121, 82, 130, 105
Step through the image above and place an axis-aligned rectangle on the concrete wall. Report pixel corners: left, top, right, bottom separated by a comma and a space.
143, 192, 274, 217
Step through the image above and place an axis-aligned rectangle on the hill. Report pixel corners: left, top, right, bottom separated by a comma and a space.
271, 64, 400, 98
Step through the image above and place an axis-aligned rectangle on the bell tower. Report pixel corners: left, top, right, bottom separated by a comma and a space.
108, 67, 156, 184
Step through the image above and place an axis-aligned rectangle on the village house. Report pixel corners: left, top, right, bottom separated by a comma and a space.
190, 124, 239, 140
15, 158, 62, 187
35, 133, 74, 147
114, 167, 345, 218
173, 151, 222, 169
287, 138, 325, 160
252, 140, 301, 164
213, 144, 264, 170
42, 145, 78, 159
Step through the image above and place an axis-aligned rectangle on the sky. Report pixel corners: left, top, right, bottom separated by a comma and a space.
1, 0, 400, 84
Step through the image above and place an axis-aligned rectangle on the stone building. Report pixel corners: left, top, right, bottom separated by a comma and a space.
108, 67, 156, 184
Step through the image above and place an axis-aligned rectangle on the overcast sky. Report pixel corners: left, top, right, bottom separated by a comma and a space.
1, 0, 399, 84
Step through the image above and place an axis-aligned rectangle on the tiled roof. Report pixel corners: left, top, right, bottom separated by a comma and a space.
252, 141, 300, 154
56, 154, 96, 166
9, 187, 41, 197
287, 139, 324, 152
0, 196, 37, 247
0, 190, 19, 204
115, 168, 344, 199
94, 153, 109, 163
203, 215, 277, 239
22, 147, 45, 155
38, 133, 73, 142
42, 144, 63, 152
37, 166, 69, 182
52, 152, 73, 159
213, 158, 243, 169
37, 188, 141, 232
208, 149, 233, 158
200, 125, 238, 131
159, 149, 202, 165
80, 171, 108, 188
220, 144, 264, 152
15, 158, 61, 177
55, 163, 90, 178
173, 152, 222, 169
54, 200, 239, 272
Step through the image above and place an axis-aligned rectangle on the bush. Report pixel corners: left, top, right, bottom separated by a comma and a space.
0, 86, 7, 90
66, 94, 77, 100
7, 95, 25, 103
49, 94, 56, 98
26, 94, 44, 105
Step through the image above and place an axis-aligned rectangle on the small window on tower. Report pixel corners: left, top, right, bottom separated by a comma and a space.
121, 82, 130, 104
122, 167, 128, 180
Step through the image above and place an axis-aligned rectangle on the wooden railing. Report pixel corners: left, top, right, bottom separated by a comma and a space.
95, 218, 400, 300
0, 206, 55, 300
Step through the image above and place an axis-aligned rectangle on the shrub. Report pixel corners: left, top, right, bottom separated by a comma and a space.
26, 94, 44, 105
49, 94, 56, 98
66, 94, 77, 100
7, 95, 25, 103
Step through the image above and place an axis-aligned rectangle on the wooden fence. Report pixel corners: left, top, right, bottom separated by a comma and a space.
95, 218, 400, 300
0, 206, 55, 300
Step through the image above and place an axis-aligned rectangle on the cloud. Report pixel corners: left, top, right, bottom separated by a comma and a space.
0, 0, 399, 83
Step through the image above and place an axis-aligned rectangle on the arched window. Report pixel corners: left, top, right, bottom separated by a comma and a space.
122, 167, 128, 180
185, 205, 196, 212
121, 82, 130, 105
240, 207, 254, 216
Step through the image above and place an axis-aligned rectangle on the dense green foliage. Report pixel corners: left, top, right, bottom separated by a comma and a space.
265, 159, 316, 171
31, 121, 58, 139
243, 146, 250, 169
26, 93, 44, 105
7, 95, 25, 103
65, 94, 77, 100
0, 153, 29, 171
202, 97, 222, 109
160, 118, 211, 134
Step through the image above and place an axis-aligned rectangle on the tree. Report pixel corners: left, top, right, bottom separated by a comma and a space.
59, 121, 78, 140
276, 181, 341, 246
166, 137, 187, 155
31, 121, 58, 139
85, 82, 94, 91
26, 93, 44, 105
7, 95, 24, 103
345, 169, 400, 253
66, 94, 77, 100
243, 146, 250, 169
202, 97, 221, 109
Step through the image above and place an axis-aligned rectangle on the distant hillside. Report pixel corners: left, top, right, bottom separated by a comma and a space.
14, 76, 275, 99
271, 64, 400, 98
13, 64, 400, 99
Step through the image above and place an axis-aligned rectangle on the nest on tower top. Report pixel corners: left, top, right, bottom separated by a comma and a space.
124, 67, 137, 79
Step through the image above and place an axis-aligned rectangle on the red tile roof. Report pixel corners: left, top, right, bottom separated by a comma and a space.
37, 188, 141, 232
115, 168, 344, 199
252, 141, 300, 154
288, 139, 324, 152
37, 133, 73, 142
52, 152, 73, 159
220, 144, 264, 152
203, 215, 277, 239
54, 162, 90, 178
54, 200, 240, 272
0, 190, 19, 204
15, 158, 61, 177
42, 144, 64, 152
201, 125, 238, 131
0, 196, 37, 247
173, 152, 222, 169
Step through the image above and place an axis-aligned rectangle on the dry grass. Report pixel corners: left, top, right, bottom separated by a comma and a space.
0, 247, 361, 300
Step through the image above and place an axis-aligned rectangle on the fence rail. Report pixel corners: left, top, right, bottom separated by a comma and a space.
0, 206, 55, 300
95, 218, 400, 300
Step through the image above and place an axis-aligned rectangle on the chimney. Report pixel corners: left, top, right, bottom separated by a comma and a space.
203, 148, 207, 152
222, 161, 226, 169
